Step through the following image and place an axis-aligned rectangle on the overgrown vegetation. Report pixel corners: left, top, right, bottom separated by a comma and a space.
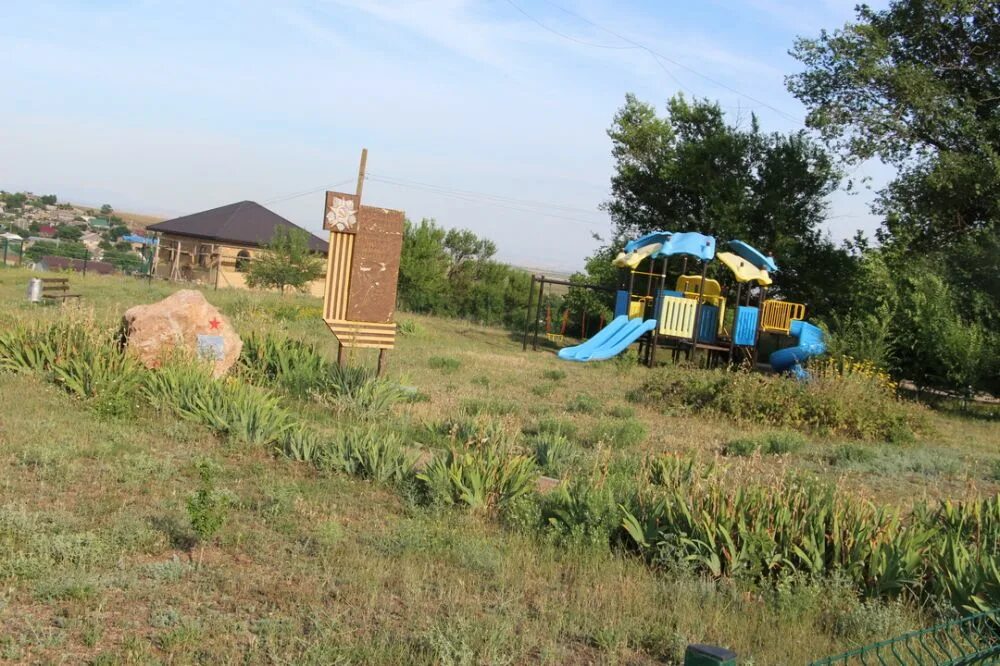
632, 367, 920, 442
619, 472, 1000, 613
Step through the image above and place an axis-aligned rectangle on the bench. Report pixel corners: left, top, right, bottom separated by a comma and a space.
40, 277, 81, 302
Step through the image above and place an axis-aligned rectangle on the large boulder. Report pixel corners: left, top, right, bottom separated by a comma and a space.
122, 289, 242, 377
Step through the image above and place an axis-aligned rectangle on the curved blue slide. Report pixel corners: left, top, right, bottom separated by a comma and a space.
770, 320, 826, 380
558, 317, 656, 362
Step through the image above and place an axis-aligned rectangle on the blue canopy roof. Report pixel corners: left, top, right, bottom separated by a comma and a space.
122, 234, 158, 245
728, 240, 777, 272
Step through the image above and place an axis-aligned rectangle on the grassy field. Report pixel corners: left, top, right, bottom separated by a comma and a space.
0, 268, 997, 664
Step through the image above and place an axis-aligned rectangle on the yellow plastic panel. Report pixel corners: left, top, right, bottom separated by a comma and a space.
676, 275, 722, 298
716, 251, 772, 285
659, 296, 698, 338
761, 300, 806, 334
628, 299, 646, 319
613, 242, 663, 269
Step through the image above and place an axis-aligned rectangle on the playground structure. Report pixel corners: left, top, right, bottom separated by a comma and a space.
549, 230, 827, 378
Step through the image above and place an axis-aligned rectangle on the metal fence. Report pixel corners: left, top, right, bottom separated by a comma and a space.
809, 609, 1000, 665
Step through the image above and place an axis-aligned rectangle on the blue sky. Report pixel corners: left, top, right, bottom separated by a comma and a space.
2, 0, 889, 270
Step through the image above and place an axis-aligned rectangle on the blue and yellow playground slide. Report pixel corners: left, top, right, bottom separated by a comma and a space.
557, 231, 826, 378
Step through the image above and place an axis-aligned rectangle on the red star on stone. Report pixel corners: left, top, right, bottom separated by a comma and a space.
208, 318, 221, 330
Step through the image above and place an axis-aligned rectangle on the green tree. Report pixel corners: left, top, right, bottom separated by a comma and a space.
38, 194, 57, 205
397, 218, 529, 328
788, 0, 1000, 391
600, 93, 854, 316
109, 224, 130, 241
55, 224, 83, 241
398, 219, 451, 313
100, 204, 113, 215
26, 240, 88, 262
788, 0, 999, 246
245, 227, 324, 294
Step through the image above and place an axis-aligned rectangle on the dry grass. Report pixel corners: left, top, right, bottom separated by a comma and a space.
0, 267, 997, 663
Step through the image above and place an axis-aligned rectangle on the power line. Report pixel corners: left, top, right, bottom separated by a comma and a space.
261, 178, 354, 205
510, 0, 804, 124
366, 174, 610, 228
502, 0, 638, 50
366, 172, 608, 217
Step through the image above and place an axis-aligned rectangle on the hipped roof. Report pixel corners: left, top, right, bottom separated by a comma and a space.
147, 201, 328, 253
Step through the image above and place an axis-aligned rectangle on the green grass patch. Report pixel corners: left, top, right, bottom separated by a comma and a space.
585, 418, 648, 448
428, 356, 461, 373
461, 398, 517, 417
566, 393, 602, 414
723, 431, 807, 457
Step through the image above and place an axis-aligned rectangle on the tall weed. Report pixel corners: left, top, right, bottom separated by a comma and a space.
633, 367, 921, 442
419, 441, 538, 513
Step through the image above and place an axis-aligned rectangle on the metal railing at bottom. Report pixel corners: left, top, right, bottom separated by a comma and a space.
808, 609, 1000, 666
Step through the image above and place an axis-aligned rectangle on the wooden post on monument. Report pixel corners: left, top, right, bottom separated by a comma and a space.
337, 149, 369, 369
322, 148, 404, 379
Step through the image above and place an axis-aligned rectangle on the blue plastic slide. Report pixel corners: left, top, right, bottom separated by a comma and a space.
558, 317, 656, 362
769, 320, 826, 380
558, 315, 629, 361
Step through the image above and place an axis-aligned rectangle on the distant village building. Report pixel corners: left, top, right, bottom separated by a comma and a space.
147, 201, 328, 295
37, 224, 58, 238
89, 217, 111, 230
35, 255, 115, 275
80, 231, 103, 252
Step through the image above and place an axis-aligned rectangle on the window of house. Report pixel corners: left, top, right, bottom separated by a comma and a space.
235, 249, 251, 272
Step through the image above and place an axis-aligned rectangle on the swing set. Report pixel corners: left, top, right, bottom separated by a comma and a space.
521, 274, 615, 351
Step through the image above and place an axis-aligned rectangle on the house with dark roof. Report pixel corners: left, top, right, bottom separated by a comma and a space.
147, 201, 328, 295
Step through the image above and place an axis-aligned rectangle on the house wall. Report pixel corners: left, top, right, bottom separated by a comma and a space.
154, 233, 326, 298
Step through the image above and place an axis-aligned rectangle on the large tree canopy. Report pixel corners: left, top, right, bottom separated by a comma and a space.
787, 0, 999, 390
601, 94, 852, 316
787, 0, 1000, 245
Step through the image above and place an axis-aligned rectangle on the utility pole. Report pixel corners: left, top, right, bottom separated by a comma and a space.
338, 148, 368, 369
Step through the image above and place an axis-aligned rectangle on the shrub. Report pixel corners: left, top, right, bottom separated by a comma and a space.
320, 428, 415, 484
428, 418, 510, 449
418, 442, 538, 513
585, 418, 648, 448
397, 319, 420, 336
633, 367, 922, 442
323, 363, 402, 420
522, 417, 578, 441
281, 426, 323, 463
541, 479, 624, 547
541, 369, 566, 381
0, 318, 145, 417
238, 332, 327, 397
531, 432, 574, 477
144, 362, 293, 446
647, 454, 703, 487
607, 404, 635, 419
723, 432, 806, 457
428, 356, 461, 373
566, 393, 602, 414
619, 474, 1000, 612
186, 460, 234, 544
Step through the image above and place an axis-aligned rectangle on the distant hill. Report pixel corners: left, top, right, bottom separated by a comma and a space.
71, 204, 164, 230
